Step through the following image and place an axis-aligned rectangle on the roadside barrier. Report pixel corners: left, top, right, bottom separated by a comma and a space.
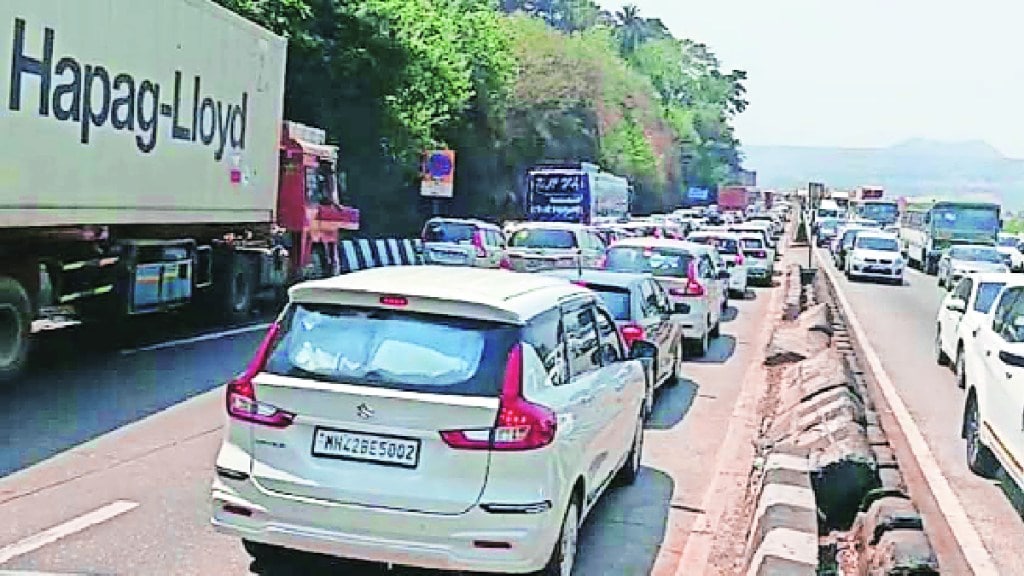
742, 265, 939, 576
337, 238, 423, 274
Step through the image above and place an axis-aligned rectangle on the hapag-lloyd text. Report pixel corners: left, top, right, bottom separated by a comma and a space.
7, 18, 247, 161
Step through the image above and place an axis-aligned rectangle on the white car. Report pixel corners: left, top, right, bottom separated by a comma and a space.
504, 222, 607, 273
421, 218, 508, 269
729, 225, 776, 261
736, 232, 773, 287
936, 273, 1010, 388
996, 233, 1024, 272
602, 238, 728, 357
211, 266, 651, 575
961, 277, 1024, 485
687, 231, 749, 298
844, 232, 905, 284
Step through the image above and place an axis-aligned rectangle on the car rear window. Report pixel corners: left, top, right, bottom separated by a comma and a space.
509, 228, 577, 249
265, 304, 519, 397
588, 284, 631, 321
740, 238, 764, 250
605, 246, 693, 278
975, 282, 1006, 313
693, 236, 739, 254
422, 221, 475, 243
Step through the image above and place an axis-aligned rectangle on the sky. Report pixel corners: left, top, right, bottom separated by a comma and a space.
595, 0, 1024, 157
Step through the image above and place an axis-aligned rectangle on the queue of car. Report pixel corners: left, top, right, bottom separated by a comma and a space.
210, 205, 787, 575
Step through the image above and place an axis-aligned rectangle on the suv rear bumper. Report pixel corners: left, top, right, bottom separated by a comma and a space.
211, 477, 558, 573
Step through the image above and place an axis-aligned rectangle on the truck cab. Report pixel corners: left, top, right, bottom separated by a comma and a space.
276, 122, 360, 281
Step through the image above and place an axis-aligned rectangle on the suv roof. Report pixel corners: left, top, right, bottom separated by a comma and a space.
509, 222, 588, 231
423, 217, 500, 230
612, 237, 699, 250
543, 269, 651, 289
289, 266, 591, 325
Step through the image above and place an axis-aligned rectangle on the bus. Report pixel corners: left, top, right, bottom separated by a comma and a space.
525, 162, 630, 224
899, 199, 1001, 274
855, 199, 900, 226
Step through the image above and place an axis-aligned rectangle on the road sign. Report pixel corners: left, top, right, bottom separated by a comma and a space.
421, 150, 455, 198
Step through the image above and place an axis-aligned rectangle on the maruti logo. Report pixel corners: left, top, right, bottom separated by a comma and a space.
6, 18, 248, 161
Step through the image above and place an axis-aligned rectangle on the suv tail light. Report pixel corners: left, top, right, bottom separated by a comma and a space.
226, 324, 295, 428
499, 255, 513, 270
472, 230, 487, 258
735, 251, 744, 265
684, 260, 706, 296
440, 344, 557, 451
620, 323, 645, 348
596, 254, 607, 268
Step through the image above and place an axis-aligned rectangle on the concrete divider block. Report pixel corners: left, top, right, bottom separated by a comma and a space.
799, 303, 833, 335
867, 529, 940, 575
765, 326, 831, 366
745, 528, 818, 576
878, 467, 906, 493
865, 424, 887, 446
862, 496, 921, 546
871, 444, 898, 468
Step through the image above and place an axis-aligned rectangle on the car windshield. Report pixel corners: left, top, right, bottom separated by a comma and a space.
422, 221, 475, 243
975, 282, 1007, 313
841, 230, 862, 247
509, 228, 576, 249
692, 236, 739, 254
265, 304, 518, 396
605, 246, 694, 278
855, 236, 899, 251
998, 237, 1019, 248
819, 219, 839, 231
950, 246, 1003, 263
933, 207, 1000, 231
589, 285, 632, 321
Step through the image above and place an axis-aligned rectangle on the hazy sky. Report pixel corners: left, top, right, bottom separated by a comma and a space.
596, 0, 1024, 157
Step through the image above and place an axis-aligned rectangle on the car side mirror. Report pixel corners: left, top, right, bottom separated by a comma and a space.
717, 270, 730, 280
947, 298, 967, 313
628, 340, 657, 361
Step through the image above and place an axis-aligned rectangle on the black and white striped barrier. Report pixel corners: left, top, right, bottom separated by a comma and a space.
338, 238, 423, 274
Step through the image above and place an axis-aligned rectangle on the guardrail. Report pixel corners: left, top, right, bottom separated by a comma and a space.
337, 238, 424, 274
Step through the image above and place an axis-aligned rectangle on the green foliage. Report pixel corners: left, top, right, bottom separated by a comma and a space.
213, 0, 748, 232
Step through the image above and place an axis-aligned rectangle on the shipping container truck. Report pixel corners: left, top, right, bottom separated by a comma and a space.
525, 162, 630, 224
717, 185, 749, 211
0, 0, 359, 380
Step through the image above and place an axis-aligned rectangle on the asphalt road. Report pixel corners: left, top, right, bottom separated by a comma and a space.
823, 250, 1024, 574
0, 273, 776, 575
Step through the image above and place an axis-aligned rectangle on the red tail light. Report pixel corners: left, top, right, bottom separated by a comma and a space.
440, 344, 557, 451
683, 260, 706, 296
620, 323, 646, 348
596, 255, 607, 268
499, 255, 513, 270
472, 230, 487, 258
735, 251, 744, 265
226, 324, 295, 428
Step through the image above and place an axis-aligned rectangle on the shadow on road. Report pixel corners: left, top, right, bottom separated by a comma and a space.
250, 467, 675, 576
720, 306, 739, 323
645, 377, 697, 431
0, 312, 273, 478
689, 335, 736, 365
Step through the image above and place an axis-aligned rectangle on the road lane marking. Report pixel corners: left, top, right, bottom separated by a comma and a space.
119, 323, 271, 355
819, 250, 999, 575
0, 501, 138, 565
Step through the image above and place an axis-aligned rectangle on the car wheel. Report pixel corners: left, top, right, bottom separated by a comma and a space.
615, 414, 644, 487
710, 316, 721, 338
956, 345, 967, 389
937, 275, 944, 289
964, 395, 998, 478
667, 342, 682, 387
538, 497, 580, 576
687, 329, 709, 358
935, 328, 949, 366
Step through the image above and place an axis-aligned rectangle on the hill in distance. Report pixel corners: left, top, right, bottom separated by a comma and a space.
743, 139, 1024, 210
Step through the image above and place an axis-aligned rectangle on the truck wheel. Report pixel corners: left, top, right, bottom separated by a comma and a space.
223, 256, 255, 323
0, 277, 32, 382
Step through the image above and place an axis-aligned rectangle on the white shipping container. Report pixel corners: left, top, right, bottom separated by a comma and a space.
0, 0, 287, 228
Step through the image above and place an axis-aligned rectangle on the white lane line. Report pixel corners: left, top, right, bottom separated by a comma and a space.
119, 323, 271, 355
818, 251, 999, 575
0, 500, 138, 565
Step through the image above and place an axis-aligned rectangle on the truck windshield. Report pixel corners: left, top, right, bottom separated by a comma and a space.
857, 203, 898, 223
933, 207, 999, 232
949, 246, 1003, 263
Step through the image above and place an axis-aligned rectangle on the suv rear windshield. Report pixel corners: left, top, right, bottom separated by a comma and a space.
422, 221, 475, 243
740, 238, 764, 250
604, 246, 694, 278
266, 304, 519, 397
509, 228, 577, 249
588, 284, 631, 320
693, 236, 739, 254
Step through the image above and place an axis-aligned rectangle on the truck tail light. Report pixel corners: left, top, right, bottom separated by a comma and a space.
472, 231, 487, 258
440, 344, 556, 451
226, 324, 295, 428
620, 323, 646, 348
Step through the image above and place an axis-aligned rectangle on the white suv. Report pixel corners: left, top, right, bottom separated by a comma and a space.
211, 266, 650, 575
505, 222, 607, 273
602, 238, 727, 357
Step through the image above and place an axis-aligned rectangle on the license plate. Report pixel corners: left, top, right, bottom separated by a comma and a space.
866, 267, 888, 273
311, 427, 421, 468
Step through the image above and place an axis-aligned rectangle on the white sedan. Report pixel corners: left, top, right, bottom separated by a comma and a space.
845, 232, 905, 284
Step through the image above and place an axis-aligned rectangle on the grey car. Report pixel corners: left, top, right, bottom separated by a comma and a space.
937, 245, 1009, 290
